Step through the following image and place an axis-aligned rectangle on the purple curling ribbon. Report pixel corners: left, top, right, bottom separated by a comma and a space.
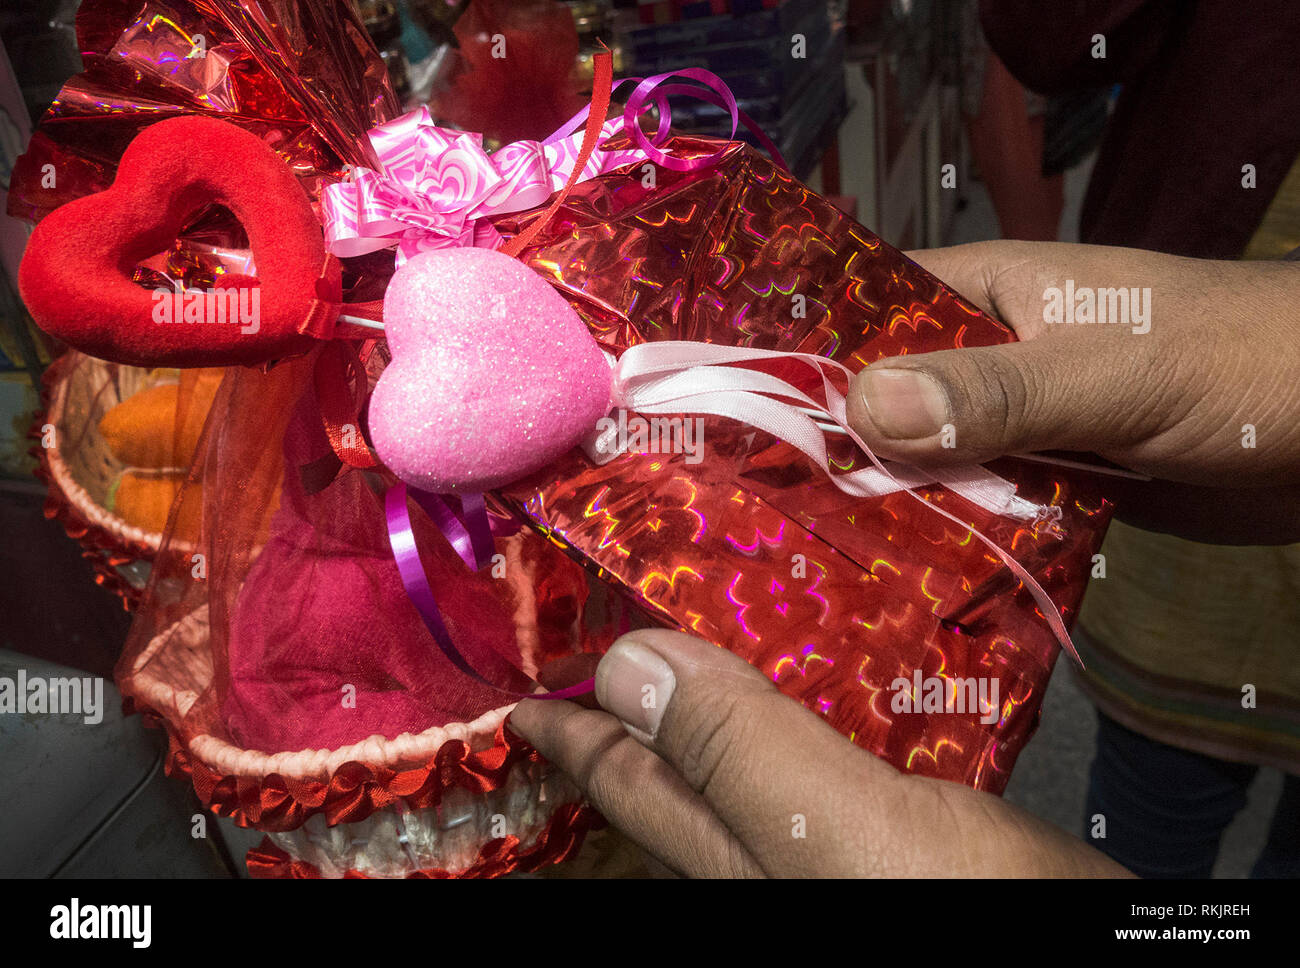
408, 488, 494, 571
545, 66, 788, 173
385, 482, 596, 700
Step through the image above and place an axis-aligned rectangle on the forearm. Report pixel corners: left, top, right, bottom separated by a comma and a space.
979, 0, 1179, 93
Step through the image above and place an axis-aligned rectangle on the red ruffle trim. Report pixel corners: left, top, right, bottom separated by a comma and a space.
245, 803, 604, 878
28, 352, 153, 610
131, 703, 568, 834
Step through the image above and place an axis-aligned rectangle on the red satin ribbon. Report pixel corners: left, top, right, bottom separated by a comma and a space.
297, 253, 345, 339
146, 713, 547, 832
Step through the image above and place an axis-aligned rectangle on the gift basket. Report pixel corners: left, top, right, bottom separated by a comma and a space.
34, 353, 163, 605
12, 0, 618, 878
12, 0, 1114, 878
33, 355, 220, 606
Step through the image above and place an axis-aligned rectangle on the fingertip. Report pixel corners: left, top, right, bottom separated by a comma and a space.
595, 637, 679, 738
847, 363, 964, 466
845, 369, 872, 439
505, 696, 545, 740
606, 628, 769, 681
851, 365, 951, 441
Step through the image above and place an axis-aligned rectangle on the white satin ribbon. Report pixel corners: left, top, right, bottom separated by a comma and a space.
583, 341, 1081, 664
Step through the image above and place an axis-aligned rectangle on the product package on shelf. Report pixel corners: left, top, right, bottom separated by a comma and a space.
624, 0, 847, 173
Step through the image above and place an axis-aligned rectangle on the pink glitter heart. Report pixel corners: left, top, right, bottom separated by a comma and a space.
371, 247, 612, 492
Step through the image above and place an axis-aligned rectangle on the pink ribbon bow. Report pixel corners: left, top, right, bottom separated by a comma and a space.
322, 105, 646, 264
323, 68, 786, 265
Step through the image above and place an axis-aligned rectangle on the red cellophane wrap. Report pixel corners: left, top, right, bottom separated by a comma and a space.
8, 0, 395, 227
12, 0, 606, 877
493, 138, 1113, 794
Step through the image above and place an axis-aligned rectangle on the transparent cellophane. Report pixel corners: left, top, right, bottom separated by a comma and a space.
114, 346, 617, 853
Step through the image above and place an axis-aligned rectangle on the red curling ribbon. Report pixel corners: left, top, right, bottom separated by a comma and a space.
500, 47, 614, 258
314, 341, 378, 470
385, 482, 596, 700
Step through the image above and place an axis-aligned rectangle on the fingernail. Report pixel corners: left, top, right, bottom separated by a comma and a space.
595, 638, 677, 739
858, 368, 949, 439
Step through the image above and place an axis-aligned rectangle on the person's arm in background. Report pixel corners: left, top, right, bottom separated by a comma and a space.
979, 0, 1179, 93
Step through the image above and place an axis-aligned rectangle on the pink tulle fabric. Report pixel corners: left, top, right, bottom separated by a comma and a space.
120, 348, 606, 763
223, 379, 530, 751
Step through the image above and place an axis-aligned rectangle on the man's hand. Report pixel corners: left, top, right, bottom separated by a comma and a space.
512, 629, 1130, 878
844, 241, 1300, 542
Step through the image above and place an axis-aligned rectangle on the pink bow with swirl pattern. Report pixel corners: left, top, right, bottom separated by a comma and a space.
323, 106, 644, 264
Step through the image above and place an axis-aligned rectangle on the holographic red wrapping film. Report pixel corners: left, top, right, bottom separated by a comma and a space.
496, 139, 1113, 794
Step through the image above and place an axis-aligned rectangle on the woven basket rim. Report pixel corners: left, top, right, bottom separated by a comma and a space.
130, 606, 520, 783
46, 359, 168, 549
46, 356, 203, 557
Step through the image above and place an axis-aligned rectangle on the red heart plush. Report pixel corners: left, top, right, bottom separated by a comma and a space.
19, 116, 341, 367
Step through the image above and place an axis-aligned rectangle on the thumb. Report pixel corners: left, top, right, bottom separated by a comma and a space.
593, 628, 910, 875
845, 330, 1173, 467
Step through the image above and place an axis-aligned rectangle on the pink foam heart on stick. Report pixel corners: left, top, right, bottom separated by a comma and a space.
370, 248, 613, 492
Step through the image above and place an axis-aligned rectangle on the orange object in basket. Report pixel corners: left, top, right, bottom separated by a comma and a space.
97, 367, 223, 469
110, 471, 203, 535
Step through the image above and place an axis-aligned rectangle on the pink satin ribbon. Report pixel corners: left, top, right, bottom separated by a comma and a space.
596, 342, 1081, 666
322, 69, 786, 264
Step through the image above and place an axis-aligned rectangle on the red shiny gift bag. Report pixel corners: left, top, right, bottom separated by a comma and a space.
491, 138, 1113, 794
